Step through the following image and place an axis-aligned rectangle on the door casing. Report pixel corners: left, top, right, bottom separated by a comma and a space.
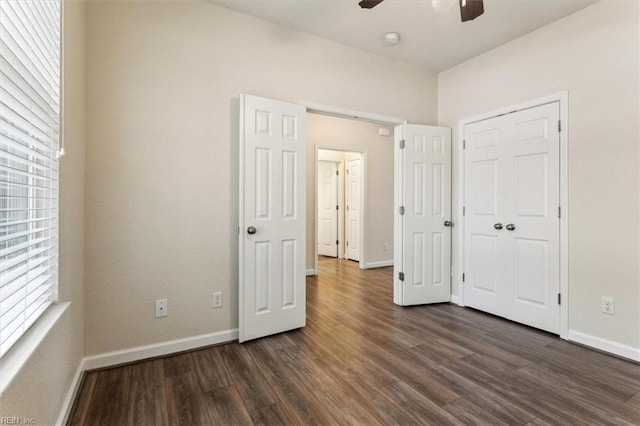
454, 92, 569, 339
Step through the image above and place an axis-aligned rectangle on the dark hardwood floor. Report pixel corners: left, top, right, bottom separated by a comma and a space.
69, 258, 640, 425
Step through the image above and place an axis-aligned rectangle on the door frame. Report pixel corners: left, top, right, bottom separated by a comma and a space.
455, 91, 569, 339
313, 147, 365, 275
302, 101, 405, 276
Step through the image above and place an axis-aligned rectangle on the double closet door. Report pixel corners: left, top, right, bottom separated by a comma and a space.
464, 102, 560, 334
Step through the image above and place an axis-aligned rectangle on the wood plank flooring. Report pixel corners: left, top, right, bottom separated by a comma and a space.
69, 258, 640, 425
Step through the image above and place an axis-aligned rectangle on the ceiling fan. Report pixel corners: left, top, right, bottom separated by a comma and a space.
359, 0, 484, 22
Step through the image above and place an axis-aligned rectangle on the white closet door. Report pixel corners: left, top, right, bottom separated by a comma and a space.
318, 161, 339, 257
463, 116, 508, 316
394, 124, 452, 306
504, 102, 560, 334
464, 102, 560, 334
239, 94, 306, 343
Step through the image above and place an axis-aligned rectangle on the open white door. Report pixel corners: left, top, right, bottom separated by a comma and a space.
239, 94, 306, 343
317, 161, 339, 257
394, 124, 452, 306
346, 155, 361, 261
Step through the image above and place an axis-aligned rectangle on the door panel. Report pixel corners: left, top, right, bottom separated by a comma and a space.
464, 101, 560, 334
394, 124, 452, 305
240, 94, 306, 343
317, 161, 338, 257
464, 118, 506, 316
506, 102, 560, 334
346, 157, 361, 261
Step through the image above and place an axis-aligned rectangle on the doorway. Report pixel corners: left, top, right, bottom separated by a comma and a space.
308, 111, 398, 276
316, 149, 363, 264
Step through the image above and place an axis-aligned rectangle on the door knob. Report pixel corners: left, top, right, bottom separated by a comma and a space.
247, 226, 257, 235
493, 223, 503, 230
444, 220, 453, 227
505, 223, 516, 231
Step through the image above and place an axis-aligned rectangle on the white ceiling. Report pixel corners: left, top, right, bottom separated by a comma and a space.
212, 0, 598, 72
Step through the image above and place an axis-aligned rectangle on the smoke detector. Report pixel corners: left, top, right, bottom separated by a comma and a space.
383, 32, 400, 45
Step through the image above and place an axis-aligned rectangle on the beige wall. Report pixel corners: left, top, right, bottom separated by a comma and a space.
307, 115, 394, 270
438, 1, 640, 349
0, 1, 86, 423
84, 1, 437, 355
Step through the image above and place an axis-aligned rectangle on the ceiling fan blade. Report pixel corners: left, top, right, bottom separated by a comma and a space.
359, 0, 384, 9
459, 0, 484, 22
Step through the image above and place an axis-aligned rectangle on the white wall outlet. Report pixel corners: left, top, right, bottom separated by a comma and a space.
601, 297, 615, 315
155, 299, 168, 318
213, 292, 223, 308
383, 242, 389, 251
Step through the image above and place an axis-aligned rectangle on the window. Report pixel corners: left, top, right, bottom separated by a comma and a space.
0, 0, 61, 357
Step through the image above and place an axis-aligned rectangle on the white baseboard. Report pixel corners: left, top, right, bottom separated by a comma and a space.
83, 328, 238, 371
364, 260, 393, 269
56, 358, 86, 426
306, 268, 316, 276
450, 295, 462, 306
567, 330, 640, 362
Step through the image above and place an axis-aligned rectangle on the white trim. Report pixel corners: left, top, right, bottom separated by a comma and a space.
568, 330, 640, 362
83, 329, 238, 371
0, 302, 70, 395
450, 295, 462, 306
306, 268, 316, 276
455, 91, 569, 339
363, 260, 393, 269
300, 101, 405, 126
56, 358, 86, 426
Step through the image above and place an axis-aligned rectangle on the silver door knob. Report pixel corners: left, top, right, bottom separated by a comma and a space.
505, 223, 516, 231
494, 223, 503, 230
444, 220, 453, 227
247, 226, 257, 235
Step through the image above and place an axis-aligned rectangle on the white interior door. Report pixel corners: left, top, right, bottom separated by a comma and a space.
317, 160, 338, 257
394, 124, 452, 306
464, 102, 560, 334
239, 94, 306, 343
463, 116, 506, 316
346, 156, 361, 261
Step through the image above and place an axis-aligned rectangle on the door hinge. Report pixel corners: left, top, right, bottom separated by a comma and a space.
399, 139, 405, 149
558, 206, 561, 219
346, 241, 349, 247
558, 293, 561, 305
399, 272, 405, 281
463, 139, 466, 149
336, 240, 339, 245
399, 206, 405, 215
346, 169, 350, 175
558, 120, 561, 133
462, 206, 466, 216
336, 205, 339, 210
336, 170, 339, 175
462, 273, 465, 282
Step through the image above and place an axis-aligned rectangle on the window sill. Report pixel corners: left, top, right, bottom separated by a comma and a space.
0, 302, 70, 395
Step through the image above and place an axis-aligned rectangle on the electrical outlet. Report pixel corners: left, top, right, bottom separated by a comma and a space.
601, 297, 615, 315
383, 243, 389, 251
155, 299, 168, 318
213, 292, 223, 308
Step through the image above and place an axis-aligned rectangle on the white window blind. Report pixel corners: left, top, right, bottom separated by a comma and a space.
0, 0, 60, 357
